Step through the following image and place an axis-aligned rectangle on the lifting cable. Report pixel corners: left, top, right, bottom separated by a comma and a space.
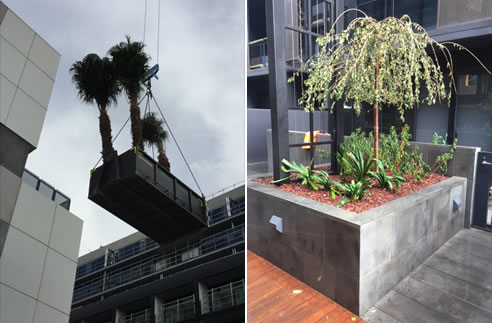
149, 89, 205, 198
91, 95, 147, 171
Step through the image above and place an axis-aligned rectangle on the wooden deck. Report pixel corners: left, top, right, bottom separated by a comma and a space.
248, 250, 364, 322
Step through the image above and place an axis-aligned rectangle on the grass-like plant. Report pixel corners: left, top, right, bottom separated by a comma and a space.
336, 179, 372, 207
370, 160, 405, 193
271, 159, 319, 190
340, 149, 375, 182
312, 170, 340, 200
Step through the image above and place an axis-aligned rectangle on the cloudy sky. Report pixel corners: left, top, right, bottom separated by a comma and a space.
4, 0, 245, 256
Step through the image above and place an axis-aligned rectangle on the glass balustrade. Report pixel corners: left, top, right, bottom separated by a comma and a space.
73, 225, 244, 303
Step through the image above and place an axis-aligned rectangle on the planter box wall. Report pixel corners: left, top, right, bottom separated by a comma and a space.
248, 177, 466, 315
265, 131, 478, 229
408, 142, 479, 228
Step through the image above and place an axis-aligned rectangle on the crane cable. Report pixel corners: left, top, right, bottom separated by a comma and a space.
145, 85, 205, 197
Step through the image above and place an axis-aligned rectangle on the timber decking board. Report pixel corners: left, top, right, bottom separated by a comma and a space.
247, 250, 363, 322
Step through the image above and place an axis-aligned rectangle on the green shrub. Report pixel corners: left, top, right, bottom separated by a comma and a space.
336, 179, 372, 207
312, 170, 340, 200
271, 159, 319, 190
369, 160, 405, 193
340, 148, 375, 182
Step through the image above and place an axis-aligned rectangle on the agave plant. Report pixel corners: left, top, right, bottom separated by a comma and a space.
337, 179, 372, 207
70, 53, 120, 163
369, 160, 405, 193
271, 159, 318, 190
340, 149, 375, 182
312, 170, 340, 200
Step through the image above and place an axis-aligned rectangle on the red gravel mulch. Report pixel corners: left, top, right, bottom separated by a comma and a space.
254, 172, 447, 214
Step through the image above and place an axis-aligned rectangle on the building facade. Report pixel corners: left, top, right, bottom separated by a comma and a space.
0, 2, 84, 322
69, 185, 245, 323
247, 0, 492, 164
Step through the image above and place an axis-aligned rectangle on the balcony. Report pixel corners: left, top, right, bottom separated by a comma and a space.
72, 225, 244, 303
208, 196, 245, 225
120, 308, 152, 323
88, 148, 207, 244
201, 279, 245, 314
157, 295, 195, 323
248, 37, 268, 69
22, 169, 71, 210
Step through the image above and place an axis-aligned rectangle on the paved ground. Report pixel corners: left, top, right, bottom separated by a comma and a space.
363, 228, 492, 323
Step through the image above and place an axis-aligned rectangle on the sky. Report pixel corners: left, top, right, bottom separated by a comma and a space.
4, 0, 245, 256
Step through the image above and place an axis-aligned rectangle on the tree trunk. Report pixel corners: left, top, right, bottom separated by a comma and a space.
374, 57, 380, 161
99, 107, 115, 163
129, 95, 144, 150
157, 141, 171, 171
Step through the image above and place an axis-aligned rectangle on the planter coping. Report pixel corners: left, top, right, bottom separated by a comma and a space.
248, 176, 466, 229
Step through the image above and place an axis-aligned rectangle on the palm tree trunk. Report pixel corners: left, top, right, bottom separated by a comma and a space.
99, 106, 115, 163
129, 95, 144, 150
157, 141, 171, 171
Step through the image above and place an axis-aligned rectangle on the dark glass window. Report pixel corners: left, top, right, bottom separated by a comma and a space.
394, 0, 437, 29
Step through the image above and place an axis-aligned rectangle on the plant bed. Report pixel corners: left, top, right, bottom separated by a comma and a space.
248, 176, 466, 315
254, 173, 446, 213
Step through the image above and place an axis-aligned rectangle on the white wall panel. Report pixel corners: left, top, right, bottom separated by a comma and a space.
0, 226, 48, 298
5, 88, 47, 147
0, 10, 35, 56
18, 60, 54, 108
28, 35, 60, 80
38, 249, 77, 315
0, 36, 27, 86
10, 183, 56, 244
49, 206, 83, 262
0, 74, 16, 124
33, 301, 69, 323
0, 283, 37, 323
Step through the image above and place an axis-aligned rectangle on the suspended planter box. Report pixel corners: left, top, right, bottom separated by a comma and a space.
89, 148, 207, 244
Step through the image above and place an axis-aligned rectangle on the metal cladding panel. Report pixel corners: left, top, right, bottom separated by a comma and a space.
88, 149, 207, 244
439, 0, 492, 27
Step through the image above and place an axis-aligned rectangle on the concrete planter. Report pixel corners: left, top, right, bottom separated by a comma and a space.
248, 177, 467, 315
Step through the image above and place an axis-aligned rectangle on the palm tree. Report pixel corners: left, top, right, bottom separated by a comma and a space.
142, 112, 171, 171
108, 36, 149, 151
70, 53, 120, 163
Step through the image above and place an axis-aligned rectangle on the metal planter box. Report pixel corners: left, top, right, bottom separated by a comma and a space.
89, 149, 207, 244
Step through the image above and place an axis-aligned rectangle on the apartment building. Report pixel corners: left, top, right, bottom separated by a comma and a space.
69, 185, 245, 323
0, 2, 84, 322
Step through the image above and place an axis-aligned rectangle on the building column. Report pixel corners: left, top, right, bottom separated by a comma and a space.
266, 0, 290, 181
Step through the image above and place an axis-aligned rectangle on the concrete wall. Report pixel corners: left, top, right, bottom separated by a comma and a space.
267, 129, 332, 172
248, 177, 466, 315
0, 182, 83, 323
409, 142, 479, 228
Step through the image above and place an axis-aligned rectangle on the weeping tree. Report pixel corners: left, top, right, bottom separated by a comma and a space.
109, 36, 149, 151
294, 11, 463, 161
142, 112, 171, 171
70, 54, 120, 163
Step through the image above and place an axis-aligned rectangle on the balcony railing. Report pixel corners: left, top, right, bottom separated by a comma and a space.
75, 237, 160, 280
208, 197, 245, 225
201, 279, 245, 314
157, 295, 195, 323
120, 308, 152, 323
22, 169, 71, 210
249, 37, 268, 69
73, 225, 244, 303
